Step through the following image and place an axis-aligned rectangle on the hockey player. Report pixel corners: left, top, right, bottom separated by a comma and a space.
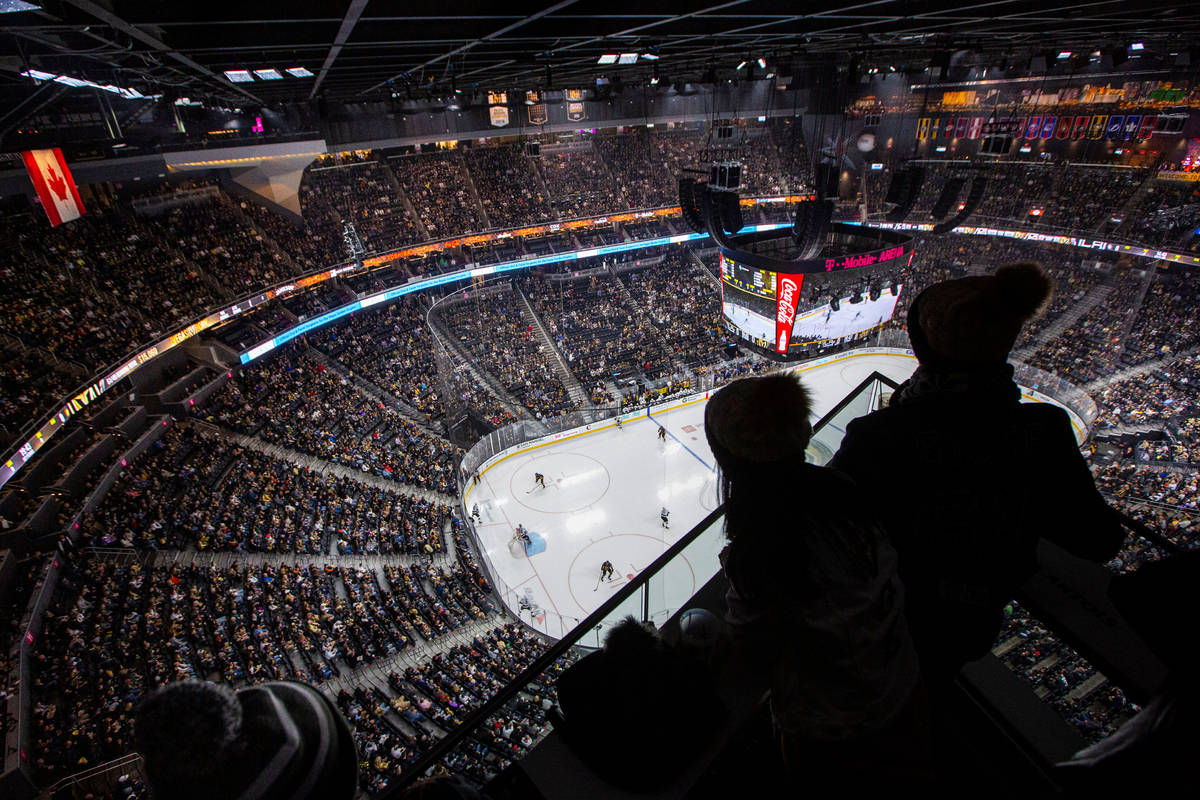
533, 472, 546, 489
600, 560, 615, 582
471, 503, 481, 522
657, 425, 667, 442
660, 506, 670, 529
615, 416, 622, 430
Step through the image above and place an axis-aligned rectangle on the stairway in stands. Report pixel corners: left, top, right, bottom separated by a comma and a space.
425, 292, 532, 423
515, 283, 590, 407
1011, 282, 1115, 361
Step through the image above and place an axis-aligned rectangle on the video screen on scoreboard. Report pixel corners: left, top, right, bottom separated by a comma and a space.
720, 254, 903, 353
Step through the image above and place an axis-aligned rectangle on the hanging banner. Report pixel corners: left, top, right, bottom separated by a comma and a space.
1023, 117, 1042, 140
1071, 116, 1090, 139
527, 103, 548, 125
1123, 115, 1142, 141
1056, 117, 1072, 139
1105, 116, 1125, 139
22, 148, 85, 226
1088, 115, 1109, 139
966, 117, 983, 139
1137, 114, 1158, 140
1039, 117, 1057, 139
567, 101, 586, 122
917, 118, 931, 139
489, 105, 510, 127
954, 117, 969, 138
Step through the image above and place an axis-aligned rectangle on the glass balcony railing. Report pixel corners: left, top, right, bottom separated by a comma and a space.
378, 371, 901, 795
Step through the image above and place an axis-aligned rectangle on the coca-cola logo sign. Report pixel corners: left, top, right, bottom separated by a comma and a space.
777, 277, 799, 324
774, 274, 804, 354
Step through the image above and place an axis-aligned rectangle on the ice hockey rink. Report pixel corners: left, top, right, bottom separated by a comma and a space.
461, 349, 1084, 639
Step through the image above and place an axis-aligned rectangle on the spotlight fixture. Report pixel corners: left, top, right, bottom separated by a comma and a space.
641, 52, 660, 61
597, 54, 618, 65
253, 68, 283, 80
1057, 51, 1072, 60
736, 60, 747, 70
224, 69, 255, 83
618, 53, 639, 64
1130, 42, 1145, 51
756, 57, 767, 69
286, 66, 314, 77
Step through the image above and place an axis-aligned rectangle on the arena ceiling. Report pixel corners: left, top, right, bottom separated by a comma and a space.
2, 1, 1200, 117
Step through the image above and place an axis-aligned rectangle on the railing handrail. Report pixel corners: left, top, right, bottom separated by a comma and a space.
381, 372, 893, 795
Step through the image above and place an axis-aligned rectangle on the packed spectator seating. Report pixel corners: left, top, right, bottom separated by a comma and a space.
619, 253, 728, 370
1119, 271, 1200, 366
592, 131, 668, 209
1014, 262, 1106, 350
307, 296, 445, 422
1095, 354, 1200, 429
993, 601, 1138, 743
164, 195, 292, 292
0, 347, 80, 448
1028, 267, 1148, 384
1117, 178, 1200, 245
203, 346, 460, 493
464, 144, 553, 227
389, 151, 487, 239
535, 146, 623, 219
438, 287, 577, 420
525, 272, 675, 393
28, 554, 504, 786
239, 198, 346, 272
301, 160, 423, 254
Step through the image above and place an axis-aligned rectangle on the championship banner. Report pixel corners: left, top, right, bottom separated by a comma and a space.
1071, 116, 1090, 139
916, 118, 930, 139
966, 117, 983, 139
1123, 115, 1142, 141
954, 117, 969, 138
1105, 116, 1125, 139
1088, 115, 1108, 139
567, 101, 586, 122
489, 105, 510, 127
1040, 117, 1057, 139
1137, 114, 1158, 140
22, 148, 85, 227
774, 274, 804, 353
1023, 117, 1041, 140
527, 103, 548, 126
1056, 117, 1072, 139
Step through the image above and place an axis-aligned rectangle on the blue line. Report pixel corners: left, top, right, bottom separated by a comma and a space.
646, 409, 715, 473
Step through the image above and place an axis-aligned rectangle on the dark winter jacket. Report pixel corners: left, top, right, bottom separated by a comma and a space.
829, 365, 1125, 674
722, 463, 919, 741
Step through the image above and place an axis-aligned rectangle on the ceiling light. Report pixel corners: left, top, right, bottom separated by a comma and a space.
0, 0, 39, 12
618, 53, 639, 64
1057, 51, 1071, 60
21, 68, 55, 81
224, 70, 255, 83
736, 60, 747, 70
597, 54, 618, 64
253, 69, 283, 80
286, 66, 314, 77
1130, 42, 1145, 51
650, 76, 659, 85
641, 52, 659, 61
756, 57, 767, 69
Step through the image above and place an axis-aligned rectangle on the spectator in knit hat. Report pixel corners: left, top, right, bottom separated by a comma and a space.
134, 680, 357, 800
706, 373, 928, 790
831, 262, 1125, 678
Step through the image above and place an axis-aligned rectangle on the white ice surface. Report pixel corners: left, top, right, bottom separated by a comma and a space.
462, 351, 920, 638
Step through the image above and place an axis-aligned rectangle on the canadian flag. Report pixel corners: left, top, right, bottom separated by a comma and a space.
22, 148, 85, 227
